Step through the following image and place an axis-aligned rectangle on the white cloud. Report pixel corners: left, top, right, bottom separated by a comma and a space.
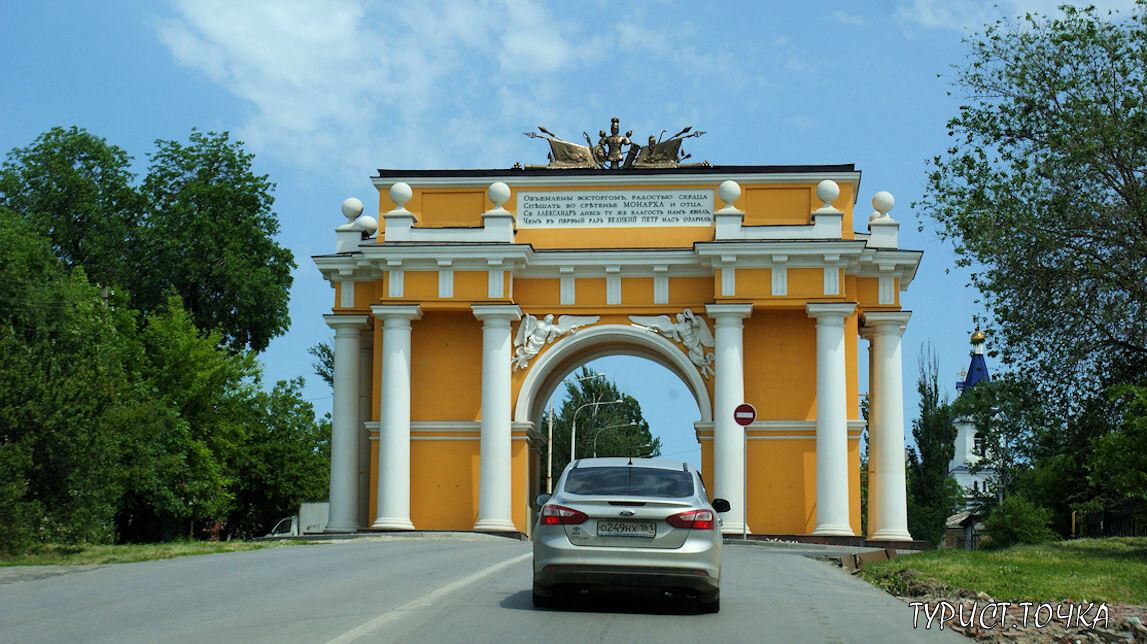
831, 11, 868, 26
153, 0, 788, 182
895, 0, 1139, 32
155, 0, 595, 178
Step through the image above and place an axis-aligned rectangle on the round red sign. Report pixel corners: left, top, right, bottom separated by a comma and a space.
734, 403, 756, 426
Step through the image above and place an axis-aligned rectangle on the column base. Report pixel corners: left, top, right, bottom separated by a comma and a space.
869, 528, 913, 541
812, 523, 855, 537
474, 518, 518, 532
371, 517, 415, 530
324, 522, 358, 533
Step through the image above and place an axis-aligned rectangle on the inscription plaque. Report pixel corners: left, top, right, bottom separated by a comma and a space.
516, 189, 714, 228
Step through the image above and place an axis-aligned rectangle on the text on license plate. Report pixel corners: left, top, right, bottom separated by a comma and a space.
597, 520, 656, 537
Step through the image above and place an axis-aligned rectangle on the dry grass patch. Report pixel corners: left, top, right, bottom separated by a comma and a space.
0, 540, 311, 566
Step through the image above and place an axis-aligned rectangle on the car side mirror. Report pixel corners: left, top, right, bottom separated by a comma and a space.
712, 498, 731, 513
534, 493, 552, 509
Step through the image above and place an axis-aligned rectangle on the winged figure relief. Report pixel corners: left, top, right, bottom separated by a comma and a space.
629, 308, 716, 378
513, 313, 600, 371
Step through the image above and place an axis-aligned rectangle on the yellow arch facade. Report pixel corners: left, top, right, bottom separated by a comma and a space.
315, 163, 920, 541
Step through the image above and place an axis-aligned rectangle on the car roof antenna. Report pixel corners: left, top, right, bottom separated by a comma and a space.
628, 455, 633, 465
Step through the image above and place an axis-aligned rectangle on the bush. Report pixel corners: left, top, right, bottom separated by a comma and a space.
983, 494, 1057, 549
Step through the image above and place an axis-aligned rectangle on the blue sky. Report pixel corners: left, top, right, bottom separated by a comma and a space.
3, 0, 1132, 468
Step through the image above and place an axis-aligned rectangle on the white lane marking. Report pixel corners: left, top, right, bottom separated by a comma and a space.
324, 551, 531, 644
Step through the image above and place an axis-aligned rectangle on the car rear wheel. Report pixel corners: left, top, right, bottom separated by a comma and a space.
532, 589, 555, 609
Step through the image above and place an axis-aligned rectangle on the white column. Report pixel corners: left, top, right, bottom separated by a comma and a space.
323, 314, 370, 532
807, 302, 856, 536
864, 312, 913, 540
370, 305, 422, 530
357, 333, 373, 528
705, 303, 753, 535
472, 305, 522, 532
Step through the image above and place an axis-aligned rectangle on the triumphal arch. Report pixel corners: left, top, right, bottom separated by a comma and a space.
314, 120, 920, 540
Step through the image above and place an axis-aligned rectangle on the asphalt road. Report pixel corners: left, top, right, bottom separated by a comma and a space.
0, 535, 964, 643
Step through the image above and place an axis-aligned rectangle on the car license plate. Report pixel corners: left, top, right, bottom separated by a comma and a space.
597, 520, 656, 537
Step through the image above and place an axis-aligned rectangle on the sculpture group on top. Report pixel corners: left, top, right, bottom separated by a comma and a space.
522, 117, 708, 170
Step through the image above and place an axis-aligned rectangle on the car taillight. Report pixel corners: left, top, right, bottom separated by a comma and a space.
667, 509, 716, 530
541, 504, 588, 525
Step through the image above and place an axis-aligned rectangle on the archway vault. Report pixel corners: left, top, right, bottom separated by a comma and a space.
514, 324, 713, 428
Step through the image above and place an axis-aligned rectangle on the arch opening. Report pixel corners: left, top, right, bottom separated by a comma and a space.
515, 324, 712, 429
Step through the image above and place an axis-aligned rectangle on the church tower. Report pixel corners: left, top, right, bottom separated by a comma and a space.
949, 330, 994, 500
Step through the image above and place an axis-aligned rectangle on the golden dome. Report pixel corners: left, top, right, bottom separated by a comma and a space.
970, 329, 986, 345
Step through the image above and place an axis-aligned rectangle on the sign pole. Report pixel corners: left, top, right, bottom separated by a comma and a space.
733, 403, 757, 541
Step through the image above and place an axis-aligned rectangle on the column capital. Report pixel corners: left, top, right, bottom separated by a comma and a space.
806, 302, 856, 321
862, 310, 912, 335
370, 304, 422, 324
471, 304, 522, 323
323, 313, 370, 332
705, 302, 753, 323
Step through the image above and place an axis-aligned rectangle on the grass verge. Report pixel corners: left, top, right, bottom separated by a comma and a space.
859, 537, 1147, 604
0, 540, 312, 566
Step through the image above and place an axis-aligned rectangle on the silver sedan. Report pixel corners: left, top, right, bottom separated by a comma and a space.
532, 457, 730, 613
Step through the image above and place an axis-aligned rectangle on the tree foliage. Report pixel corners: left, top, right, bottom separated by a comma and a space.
139, 131, 294, 353
982, 494, 1057, 549
0, 127, 319, 553
906, 347, 963, 547
951, 374, 1051, 514
922, 5, 1147, 392
543, 366, 660, 486
924, 5, 1147, 537
0, 127, 141, 290
0, 126, 295, 354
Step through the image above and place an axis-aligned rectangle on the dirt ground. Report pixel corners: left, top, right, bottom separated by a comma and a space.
875, 568, 1147, 642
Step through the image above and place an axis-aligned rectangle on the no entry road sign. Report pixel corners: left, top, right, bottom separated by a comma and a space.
734, 403, 756, 426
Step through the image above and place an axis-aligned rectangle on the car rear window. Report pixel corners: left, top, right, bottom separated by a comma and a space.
563, 467, 694, 498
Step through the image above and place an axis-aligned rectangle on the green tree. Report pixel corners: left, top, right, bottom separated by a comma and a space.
1084, 385, 1147, 522
225, 378, 330, 538
921, 5, 1147, 392
952, 374, 1051, 515
0, 127, 295, 354
543, 367, 659, 485
308, 340, 334, 389
982, 494, 1057, 549
115, 296, 258, 542
139, 130, 294, 353
0, 126, 142, 290
905, 347, 962, 546
0, 208, 137, 550
923, 5, 1147, 534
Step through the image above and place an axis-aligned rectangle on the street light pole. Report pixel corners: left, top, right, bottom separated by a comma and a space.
592, 421, 637, 457
550, 372, 607, 483
571, 400, 623, 462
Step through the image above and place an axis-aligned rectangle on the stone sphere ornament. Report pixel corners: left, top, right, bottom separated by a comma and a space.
341, 197, 364, 221
717, 180, 741, 208
816, 180, 840, 208
488, 181, 511, 208
390, 182, 413, 210
872, 191, 895, 215
357, 215, 378, 236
